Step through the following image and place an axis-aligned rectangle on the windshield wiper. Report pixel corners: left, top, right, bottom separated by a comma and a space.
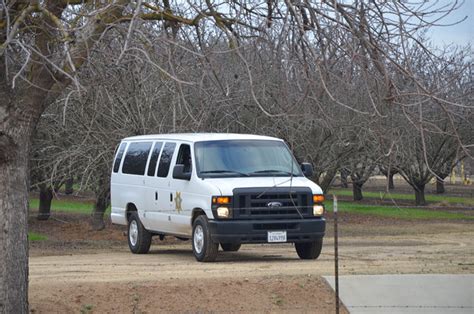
200, 170, 249, 177
249, 170, 298, 176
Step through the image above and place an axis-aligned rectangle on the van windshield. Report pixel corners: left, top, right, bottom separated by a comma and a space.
195, 140, 303, 178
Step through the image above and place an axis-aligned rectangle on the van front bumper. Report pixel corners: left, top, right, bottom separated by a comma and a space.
208, 218, 325, 244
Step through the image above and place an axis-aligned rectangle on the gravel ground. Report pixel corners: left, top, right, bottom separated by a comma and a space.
28, 210, 473, 313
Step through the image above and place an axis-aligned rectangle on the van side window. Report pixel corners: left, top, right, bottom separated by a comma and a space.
113, 143, 126, 173
176, 144, 192, 173
122, 142, 153, 175
157, 142, 176, 177
147, 142, 163, 176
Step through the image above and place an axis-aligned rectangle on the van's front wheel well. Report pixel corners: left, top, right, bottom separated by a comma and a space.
191, 208, 206, 225
126, 203, 138, 222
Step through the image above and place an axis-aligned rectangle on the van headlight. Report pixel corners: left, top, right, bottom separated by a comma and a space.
313, 205, 324, 216
217, 207, 230, 218
312, 194, 325, 216
212, 195, 232, 219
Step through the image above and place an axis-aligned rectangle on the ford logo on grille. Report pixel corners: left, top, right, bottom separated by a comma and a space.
267, 201, 283, 207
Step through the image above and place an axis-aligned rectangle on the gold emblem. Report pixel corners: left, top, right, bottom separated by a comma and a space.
175, 191, 182, 213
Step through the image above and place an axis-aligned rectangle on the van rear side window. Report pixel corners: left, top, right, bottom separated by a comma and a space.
157, 142, 176, 177
122, 142, 153, 175
113, 143, 126, 173
147, 142, 163, 176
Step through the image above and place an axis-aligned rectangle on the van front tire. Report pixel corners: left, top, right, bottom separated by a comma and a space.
295, 238, 323, 259
127, 212, 152, 254
192, 215, 218, 262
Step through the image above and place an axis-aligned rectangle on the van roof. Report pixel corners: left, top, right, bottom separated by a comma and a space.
122, 133, 283, 143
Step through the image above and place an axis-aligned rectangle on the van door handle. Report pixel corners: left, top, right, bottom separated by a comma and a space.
170, 193, 173, 202
155, 192, 158, 200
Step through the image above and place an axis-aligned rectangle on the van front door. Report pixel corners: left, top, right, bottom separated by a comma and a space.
168, 143, 194, 236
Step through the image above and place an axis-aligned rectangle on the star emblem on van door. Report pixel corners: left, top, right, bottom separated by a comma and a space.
175, 191, 182, 213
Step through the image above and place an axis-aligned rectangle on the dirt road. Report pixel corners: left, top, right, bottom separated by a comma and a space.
28, 219, 472, 313
30, 231, 473, 284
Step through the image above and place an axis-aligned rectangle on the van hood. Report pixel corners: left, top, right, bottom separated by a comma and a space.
205, 176, 323, 195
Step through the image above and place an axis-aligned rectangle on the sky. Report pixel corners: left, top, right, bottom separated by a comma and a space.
426, 0, 473, 47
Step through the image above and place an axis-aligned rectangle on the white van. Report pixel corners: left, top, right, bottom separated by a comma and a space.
111, 133, 326, 262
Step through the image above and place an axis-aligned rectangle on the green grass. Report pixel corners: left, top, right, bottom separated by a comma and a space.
329, 189, 474, 205
28, 193, 470, 221
29, 198, 111, 215
324, 201, 473, 220
28, 232, 48, 241
80, 304, 94, 314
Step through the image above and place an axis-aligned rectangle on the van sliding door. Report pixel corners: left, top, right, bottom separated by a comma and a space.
145, 141, 176, 233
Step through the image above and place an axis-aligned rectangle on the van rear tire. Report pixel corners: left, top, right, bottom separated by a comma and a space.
127, 212, 152, 254
192, 215, 218, 262
221, 243, 241, 252
295, 238, 323, 259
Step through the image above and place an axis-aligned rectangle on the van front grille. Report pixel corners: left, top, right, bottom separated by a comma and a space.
232, 187, 312, 220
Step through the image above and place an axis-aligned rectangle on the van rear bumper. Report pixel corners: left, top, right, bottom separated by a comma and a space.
208, 218, 325, 244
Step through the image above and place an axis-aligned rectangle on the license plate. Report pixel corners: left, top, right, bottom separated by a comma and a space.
267, 231, 287, 243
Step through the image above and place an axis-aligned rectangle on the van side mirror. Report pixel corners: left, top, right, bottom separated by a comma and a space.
301, 163, 313, 177
173, 164, 191, 181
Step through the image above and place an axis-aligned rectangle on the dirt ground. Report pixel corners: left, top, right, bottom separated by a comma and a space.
28, 206, 473, 313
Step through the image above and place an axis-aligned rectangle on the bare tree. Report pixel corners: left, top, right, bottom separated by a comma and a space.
1, 1, 471, 311
395, 43, 472, 205
30, 110, 72, 220
379, 166, 398, 190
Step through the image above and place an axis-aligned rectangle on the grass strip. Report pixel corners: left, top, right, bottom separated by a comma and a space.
29, 198, 110, 215
329, 189, 474, 205
29, 196, 470, 220
324, 201, 472, 220
28, 232, 48, 241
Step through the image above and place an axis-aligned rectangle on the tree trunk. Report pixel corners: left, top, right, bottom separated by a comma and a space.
65, 177, 74, 195
37, 184, 53, 220
436, 177, 445, 194
91, 188, 110, 231
0, 2, 110, 310
340, 168, 349, 188
1, 69, 52, 313
352, 182, 363, 201
319, 168, 338, 193
0, 135, 31, 314
388, 173, 395, 190
414, 184, 426, 206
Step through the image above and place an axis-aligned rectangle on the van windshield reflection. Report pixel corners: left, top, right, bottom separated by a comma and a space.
195, 140, 302, 178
